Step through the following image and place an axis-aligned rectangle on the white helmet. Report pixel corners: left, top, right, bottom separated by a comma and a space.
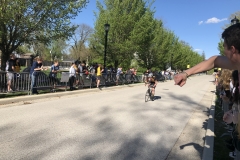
148, 73, 153, 77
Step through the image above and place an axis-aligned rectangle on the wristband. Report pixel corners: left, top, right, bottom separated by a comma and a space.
183, 72, 189, 78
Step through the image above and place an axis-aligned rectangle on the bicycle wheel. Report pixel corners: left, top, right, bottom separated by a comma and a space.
145, 89, 150, 102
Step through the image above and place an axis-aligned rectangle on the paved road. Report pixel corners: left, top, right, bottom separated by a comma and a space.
0, 75, 215, 160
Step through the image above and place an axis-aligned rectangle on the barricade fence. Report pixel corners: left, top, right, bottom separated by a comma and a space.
0, 71, 146, 94
1, 71, 203, 94
0, 71, 30, 93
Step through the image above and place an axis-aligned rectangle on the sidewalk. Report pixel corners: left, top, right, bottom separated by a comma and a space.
166, 83, 216, 160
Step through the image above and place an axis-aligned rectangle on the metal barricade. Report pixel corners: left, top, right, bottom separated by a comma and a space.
0, 71, 31, 93
101, 73, 115, 86
13, 72, 31, 92
0, 71, 7, 93
0, 71, 145, 94
75, 72, 93, 88
135, 75, 143, 83
30, 71, 75, 93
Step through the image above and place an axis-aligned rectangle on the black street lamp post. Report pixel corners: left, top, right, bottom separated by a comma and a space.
170, 53, 173, 70
231, 16, 239, 25
104, 23, 110, 69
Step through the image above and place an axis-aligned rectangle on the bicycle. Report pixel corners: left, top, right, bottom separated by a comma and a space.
145, 84, 154, 102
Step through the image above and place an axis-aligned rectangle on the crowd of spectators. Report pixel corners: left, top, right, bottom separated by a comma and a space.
216, 69, 240, 159
69, 60, 141, 90
3, 54, 182, 94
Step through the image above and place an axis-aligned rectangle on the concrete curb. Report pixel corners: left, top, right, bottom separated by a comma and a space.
202, 93, 216, 160
0, 83, 144, 106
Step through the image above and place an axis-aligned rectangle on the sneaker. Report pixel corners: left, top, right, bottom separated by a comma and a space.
50, 89, 56, 92
7, 89, 13, 93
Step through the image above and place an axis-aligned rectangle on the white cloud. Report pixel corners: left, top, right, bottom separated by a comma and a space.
198, 17, 227, 25
194, 49, 202, 52
205, 17, 227, 24
198, 21, 203, 25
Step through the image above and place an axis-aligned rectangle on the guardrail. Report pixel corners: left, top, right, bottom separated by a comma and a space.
0, 71, 147, 95
0, 71, 30, 93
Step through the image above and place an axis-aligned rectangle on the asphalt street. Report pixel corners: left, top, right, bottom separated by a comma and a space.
0, 75, 215, 160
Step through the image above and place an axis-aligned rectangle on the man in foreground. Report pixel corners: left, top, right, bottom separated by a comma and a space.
174, 23, 240, 87
174, 23, 240, 159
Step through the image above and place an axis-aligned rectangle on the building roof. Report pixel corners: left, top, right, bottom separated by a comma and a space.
20, 53, 33, 59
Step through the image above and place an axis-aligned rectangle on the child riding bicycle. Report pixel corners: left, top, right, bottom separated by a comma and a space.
145, 73, 157, 100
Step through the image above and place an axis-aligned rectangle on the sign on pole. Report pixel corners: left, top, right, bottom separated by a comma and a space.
60, 72, 69, 82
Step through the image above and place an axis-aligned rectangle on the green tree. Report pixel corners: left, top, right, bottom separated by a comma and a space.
0, 0, 89, 70
16, 43, 31, 54
91, 0, 154, 69
49, 39, 68, 61
218, 11, 240, 56
131, 9, 158, 69
218, 39, 224, 55
201, 51, 206, 61
171, 40, 203, 70
152, 27, 177, 70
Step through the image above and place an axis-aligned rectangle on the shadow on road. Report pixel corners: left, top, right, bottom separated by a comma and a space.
0, 81, 215, 160
154, 96, 161, 100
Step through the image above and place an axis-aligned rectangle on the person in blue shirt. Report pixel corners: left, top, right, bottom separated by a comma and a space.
49, 60, 59, 91
29, 57, 46, 94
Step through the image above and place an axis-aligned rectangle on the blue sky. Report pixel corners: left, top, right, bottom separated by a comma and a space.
71, 0, 240, 59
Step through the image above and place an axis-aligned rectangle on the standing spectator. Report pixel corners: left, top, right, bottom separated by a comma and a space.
77, 62, 82, 85
82, 62, 88, 78
14, 58, 21, 73
90, 64, 96, 86
132, 67, 137, 81
96, 63, 104, 88
126, 68, 133, 83
14, 58, 21, 91
69, 62, 76, 91
49, 60, 59, 92
82, 63, 87, 73
6, 54, 16, 92
219, 69, 232, 113
143, 69, 150, 82
29, 57, 46, 94
164, 70, 170, 80
78, 63, 85, 86
116, 67, 122, 85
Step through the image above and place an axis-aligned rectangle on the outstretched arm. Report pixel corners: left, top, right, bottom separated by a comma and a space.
185, 56, 235, 76
174, 55, 236, 87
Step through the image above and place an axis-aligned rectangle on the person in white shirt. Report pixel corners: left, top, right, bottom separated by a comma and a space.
69, 62, 76, 91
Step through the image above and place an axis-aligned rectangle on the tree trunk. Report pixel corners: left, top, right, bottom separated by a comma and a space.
1, 51, 10, 71
114, 60, 119, 70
